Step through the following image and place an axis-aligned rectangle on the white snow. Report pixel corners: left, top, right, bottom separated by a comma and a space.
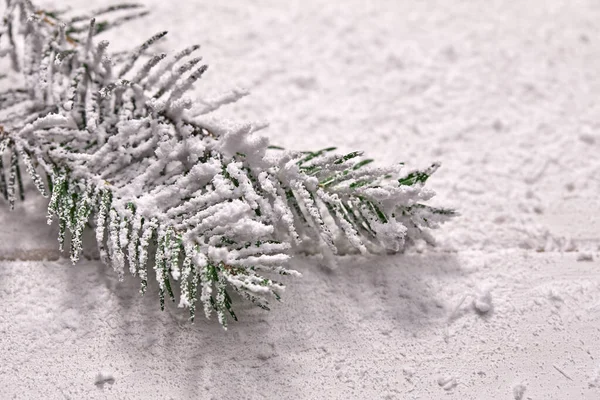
513, 382, 527, 400
1, 0, 600, 399
437, 375, 458, 391
472, 286, 493, 315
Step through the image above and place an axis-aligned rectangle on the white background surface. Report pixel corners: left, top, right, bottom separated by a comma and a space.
1, 0, 599, 398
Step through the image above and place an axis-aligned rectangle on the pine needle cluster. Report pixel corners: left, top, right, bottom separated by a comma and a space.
0, 0, 455, 328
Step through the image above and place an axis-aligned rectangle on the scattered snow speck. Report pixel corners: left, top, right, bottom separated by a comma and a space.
473, 287, 493, 314
437, 375, 457, 391
513, 382, 527, 399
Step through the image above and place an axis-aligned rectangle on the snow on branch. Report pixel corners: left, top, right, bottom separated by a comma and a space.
0, 0, 455, 328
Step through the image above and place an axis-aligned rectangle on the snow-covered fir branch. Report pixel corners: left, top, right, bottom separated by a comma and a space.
0, 0, 456, 328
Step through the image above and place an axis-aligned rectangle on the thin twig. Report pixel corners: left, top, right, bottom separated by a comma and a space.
553, 364, 573, 381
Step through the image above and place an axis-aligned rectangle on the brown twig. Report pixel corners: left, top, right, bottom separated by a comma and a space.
35, 10, 78, 46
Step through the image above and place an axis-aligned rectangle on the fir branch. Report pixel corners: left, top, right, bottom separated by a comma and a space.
0, 0, 455, 329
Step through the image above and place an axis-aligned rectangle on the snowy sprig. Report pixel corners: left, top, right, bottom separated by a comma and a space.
0, 0, 455, 328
